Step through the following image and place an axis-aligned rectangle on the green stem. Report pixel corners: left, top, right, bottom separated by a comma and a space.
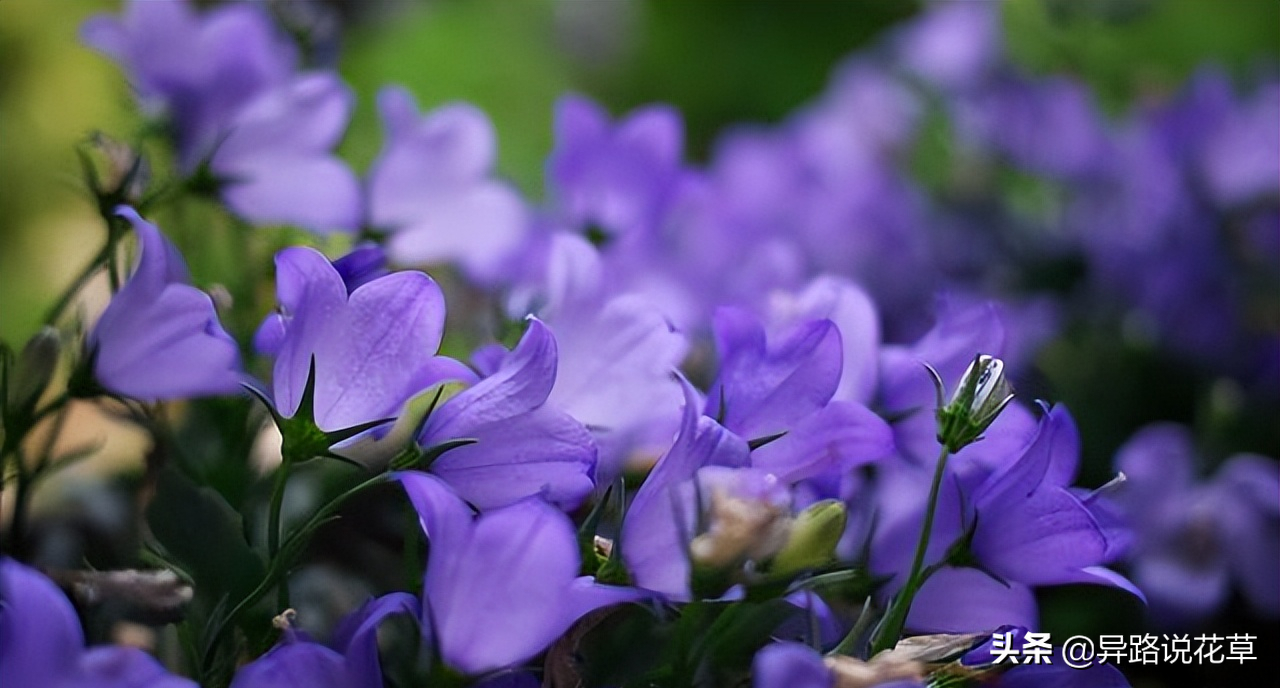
870, 445, 951, 656
5, 451, 32, 556
266, 462, 291, 608
200, 472, 389, 674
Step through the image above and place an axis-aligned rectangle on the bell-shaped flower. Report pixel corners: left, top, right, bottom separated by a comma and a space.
764, 276, 880, 405
398, 473, 641, 677
229, 594, 418, 688
81, 0, 296, 170
415, 319, 596, 510
88, 207, 243, 402
965, 405, 1139, 594
547, 94, 686, 241
210, 73, 362, 234
505, 233, 688, 482
0, 557, 197, 688
621, 379, 749, 600
368, 87, 528, 281
1113, 423, 1280, 625
870, 405, 1137, 633
707, 308, 892, 483
253, 246, 474, 456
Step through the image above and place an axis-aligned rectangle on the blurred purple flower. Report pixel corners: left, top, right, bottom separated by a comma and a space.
505, 233, 688, 482
368, 87, 529, 281
1114, 424, 1280, 625
398, 472, 640, 676
81, 0, 296, 170
1200, 83, 1280, 205
894, 1, 1002, 92
0, 557, 197, 688
229, 594, 418, 688
547, 94, 685, 241
89, 207, 243, 402
764, 276, 881, 405
253, 245, 474, 433
955, 74, 1113, 180
210, 73, 362, 233
416, 319, 597, 510
82, 0, 360, 234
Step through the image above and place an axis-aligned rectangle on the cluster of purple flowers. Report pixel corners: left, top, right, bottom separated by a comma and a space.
1, 2, 1275, 688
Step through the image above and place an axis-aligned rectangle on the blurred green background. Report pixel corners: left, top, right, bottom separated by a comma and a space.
3, 0, 1277, 346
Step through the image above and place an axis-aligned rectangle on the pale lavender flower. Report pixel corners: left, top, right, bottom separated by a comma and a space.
894, 1, 1002, 92
81, 0, 296, 170
368, 87, 528, 281
547, 94, 685, 241
504, 233, 688, 482
89, 207, 242, 401
210, 73, 362, 234
622, 379, 750, 600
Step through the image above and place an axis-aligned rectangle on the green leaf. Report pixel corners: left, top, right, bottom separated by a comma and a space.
146, 466, 266, 608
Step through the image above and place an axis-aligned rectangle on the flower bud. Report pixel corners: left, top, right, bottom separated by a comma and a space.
931, 354, 1014, 453
771, 499, 847, 575
689, 489, 792, 570
6, 327, 61, 417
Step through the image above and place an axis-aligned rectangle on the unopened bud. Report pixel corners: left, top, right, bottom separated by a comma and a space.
930, 354, 1014, 453
7, 327, 61, 416
689, 489, 792, 570
771, 499, 846, 574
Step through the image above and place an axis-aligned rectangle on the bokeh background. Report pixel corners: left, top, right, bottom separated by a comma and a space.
1, 1, 1277, 686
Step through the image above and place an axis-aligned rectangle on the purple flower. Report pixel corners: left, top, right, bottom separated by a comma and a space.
253, 246, 474, 433
89, 207, 242, 402
622, 379, 750, 600
368, 87, 529, 281
398, 473, 641, 676
81, 0, 296, 170
1114, 424, 1280, 625
0, 557, 197, 688
210, 73, 362, 234
416, 319, 597, 510
955, 74, 1113, 180
893, 1, 1002, 92
707, 308, 893, 483
505, 233, 689, 482
547, 94, 685, 241
331, 243, 389, 293
752, 642, 832, 688
764, 276, 881, 405
871, 405, 1138, 633
82, 0, 360, 234
229, 594, 418, 688
879, 297, 1033, 465
1199, 83, 1280, 206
